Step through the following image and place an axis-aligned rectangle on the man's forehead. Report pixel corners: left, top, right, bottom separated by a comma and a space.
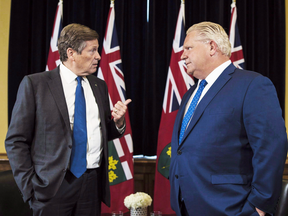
184, 33, 200, 44
86, 39, 99, 46
186, 31, 201, 39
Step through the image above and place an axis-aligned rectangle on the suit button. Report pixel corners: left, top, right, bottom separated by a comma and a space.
177, 150, 182, 155
68, 145, 72, 149
62, 169, 67, 172
175, 175, 179, 179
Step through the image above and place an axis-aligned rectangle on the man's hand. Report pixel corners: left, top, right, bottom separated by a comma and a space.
112, 99, 132, 128
255, 207, 265, 216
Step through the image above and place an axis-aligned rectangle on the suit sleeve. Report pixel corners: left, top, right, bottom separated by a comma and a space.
243, 75, 288, 214
101, 79, 124, 140
5, 76, 35, 202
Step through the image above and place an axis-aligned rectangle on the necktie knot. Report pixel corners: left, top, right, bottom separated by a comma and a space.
199, 79, 207, 88
76, 76, 82, 85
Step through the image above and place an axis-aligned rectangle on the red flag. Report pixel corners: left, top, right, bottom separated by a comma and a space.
97, 1, 134, 213
229, 1, 245, 69
46, 0, 63, 71
153, 2, 194, 215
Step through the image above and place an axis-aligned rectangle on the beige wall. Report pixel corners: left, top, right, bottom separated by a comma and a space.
0, 0, 10, 153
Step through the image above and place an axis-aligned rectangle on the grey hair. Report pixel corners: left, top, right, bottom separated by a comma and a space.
187, 21, 231, 57
58, 23, 99, 62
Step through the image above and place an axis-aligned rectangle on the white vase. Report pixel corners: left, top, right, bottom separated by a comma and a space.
130, 207, 147, 216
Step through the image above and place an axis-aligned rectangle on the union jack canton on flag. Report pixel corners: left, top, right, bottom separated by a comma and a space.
229, 1, 245, 69
46, 0, 62, 71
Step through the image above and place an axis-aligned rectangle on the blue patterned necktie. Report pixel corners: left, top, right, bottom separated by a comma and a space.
179, 80, 208, 143
70, 76, 87, 178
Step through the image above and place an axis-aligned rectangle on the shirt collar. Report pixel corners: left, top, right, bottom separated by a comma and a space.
60, 63, 88, 84
198, 60, 231, 86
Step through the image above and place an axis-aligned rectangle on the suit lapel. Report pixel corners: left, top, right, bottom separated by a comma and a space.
179, 64, 236, 146
86, 76, 105, 123
46, 67, 71, 135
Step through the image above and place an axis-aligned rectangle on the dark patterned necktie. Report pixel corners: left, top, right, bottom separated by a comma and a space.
179, 80, 207, 144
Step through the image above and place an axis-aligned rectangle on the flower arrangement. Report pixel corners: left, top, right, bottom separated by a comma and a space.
124, 192, 152, 209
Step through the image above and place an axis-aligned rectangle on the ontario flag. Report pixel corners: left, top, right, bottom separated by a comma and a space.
153, 2, 194, 215
46, 0, 63, 71
229, 1, 245, 69
97, 1, 134, 213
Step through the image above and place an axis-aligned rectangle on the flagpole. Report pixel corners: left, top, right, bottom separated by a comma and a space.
59, 0, 63, 19
182, 0, 185, 29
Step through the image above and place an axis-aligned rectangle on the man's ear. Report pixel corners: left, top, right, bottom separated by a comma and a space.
67, 48, 75, 61
209, 40, 217, 56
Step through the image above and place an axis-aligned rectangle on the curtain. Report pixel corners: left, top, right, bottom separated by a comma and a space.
8, 0, 285, 156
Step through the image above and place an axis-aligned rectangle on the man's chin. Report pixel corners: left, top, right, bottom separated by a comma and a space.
88, 68, 97, 75
186, 70, 194, 76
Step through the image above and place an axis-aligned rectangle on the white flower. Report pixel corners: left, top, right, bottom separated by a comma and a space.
124, 192, 152, 209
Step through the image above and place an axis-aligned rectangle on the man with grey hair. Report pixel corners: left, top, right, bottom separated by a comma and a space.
5, 23, 131, 215
169, 21, 287, 216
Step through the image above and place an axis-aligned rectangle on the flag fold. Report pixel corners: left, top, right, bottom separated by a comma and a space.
153, 2, 194, 215
98, 1, 134, 213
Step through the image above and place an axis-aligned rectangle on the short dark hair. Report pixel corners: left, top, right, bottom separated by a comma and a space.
58, 23, 99, 62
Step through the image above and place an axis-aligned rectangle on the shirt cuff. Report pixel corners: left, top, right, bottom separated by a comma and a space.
116, 121, 126, 134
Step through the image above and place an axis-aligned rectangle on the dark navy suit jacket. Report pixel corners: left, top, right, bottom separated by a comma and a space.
169, 64, 287, 216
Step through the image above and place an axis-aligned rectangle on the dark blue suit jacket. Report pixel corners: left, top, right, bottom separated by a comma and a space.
169, 64, 287, 216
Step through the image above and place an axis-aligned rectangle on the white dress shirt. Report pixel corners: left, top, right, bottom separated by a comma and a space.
60, 63, 102, 169
184, 60, 232, 115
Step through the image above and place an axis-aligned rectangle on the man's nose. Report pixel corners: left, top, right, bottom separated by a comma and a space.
181, 51, 186, 60
95, 51, 101, 60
